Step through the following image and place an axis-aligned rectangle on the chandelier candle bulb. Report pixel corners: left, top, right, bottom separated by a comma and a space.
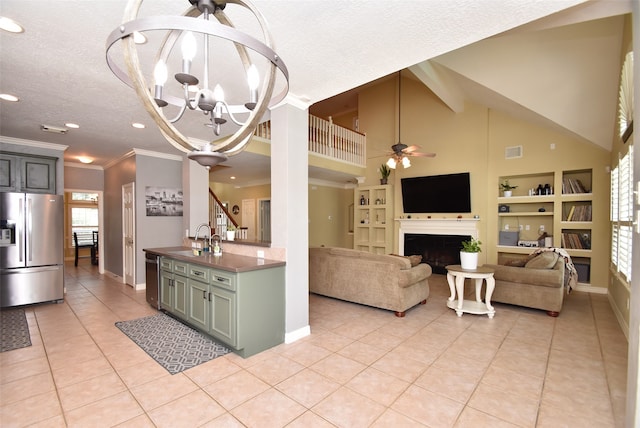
182, 32, 197, 62
153, 60, 168, 106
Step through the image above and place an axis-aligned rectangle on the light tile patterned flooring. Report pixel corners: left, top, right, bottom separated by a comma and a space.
0, 261, 628, 427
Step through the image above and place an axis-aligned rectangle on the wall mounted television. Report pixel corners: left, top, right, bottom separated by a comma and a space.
401, 172, 471, 213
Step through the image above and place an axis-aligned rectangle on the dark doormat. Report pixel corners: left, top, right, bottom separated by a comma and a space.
1, 308, 32, 353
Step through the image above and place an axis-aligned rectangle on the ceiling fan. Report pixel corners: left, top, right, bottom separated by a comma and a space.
386, 71, 436, 169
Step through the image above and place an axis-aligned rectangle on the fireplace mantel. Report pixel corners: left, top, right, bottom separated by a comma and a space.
397, 218, 479, 254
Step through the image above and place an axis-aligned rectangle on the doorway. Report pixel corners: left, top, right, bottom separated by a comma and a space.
122, 182, 135, 287
258, 199, 271, 242
64, 189, 104, 272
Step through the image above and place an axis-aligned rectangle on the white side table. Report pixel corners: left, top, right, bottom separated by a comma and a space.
445, 265, 496, 318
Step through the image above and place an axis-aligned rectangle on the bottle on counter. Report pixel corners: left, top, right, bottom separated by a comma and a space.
544, 183, 551, 195
536, 184, 544, 195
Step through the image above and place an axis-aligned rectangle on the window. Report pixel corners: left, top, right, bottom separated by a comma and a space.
611, 145, 633, 282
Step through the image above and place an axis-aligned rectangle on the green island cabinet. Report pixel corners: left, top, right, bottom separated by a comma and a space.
160, 255, 285, 358
159, 258, 188, 320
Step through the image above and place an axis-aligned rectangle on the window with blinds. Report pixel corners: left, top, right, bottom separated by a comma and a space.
611, 145, 633, 282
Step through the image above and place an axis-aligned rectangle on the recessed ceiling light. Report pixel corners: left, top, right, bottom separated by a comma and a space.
0, 17, 24, 33
0, 93, 19, 102
65, 122, 80, 129
77, 156, 93, 164
230, 176, 236, 180
132, 122, 145, 129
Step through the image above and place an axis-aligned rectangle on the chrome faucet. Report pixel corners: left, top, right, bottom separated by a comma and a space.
194, 223, 211, 246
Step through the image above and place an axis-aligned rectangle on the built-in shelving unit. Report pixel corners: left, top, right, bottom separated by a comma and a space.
354, 185, 393, 254
496, 169, 596, 284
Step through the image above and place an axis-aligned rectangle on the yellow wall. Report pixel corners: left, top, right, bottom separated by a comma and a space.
357, 75, 610, 287
309, 184, 354, 248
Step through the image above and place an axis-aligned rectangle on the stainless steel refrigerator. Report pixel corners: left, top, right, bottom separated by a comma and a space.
0, 192, 64, 307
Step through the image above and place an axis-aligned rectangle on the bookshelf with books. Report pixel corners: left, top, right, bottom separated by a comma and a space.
495, 168, 597, 284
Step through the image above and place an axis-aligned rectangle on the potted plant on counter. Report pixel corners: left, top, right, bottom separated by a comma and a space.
460, 237, 481, 270
226, 224, 236, 241
499, 180, 517, 197
379, 164, 391, 185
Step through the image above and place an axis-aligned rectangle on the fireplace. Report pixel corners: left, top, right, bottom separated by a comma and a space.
404, 233, 471, 274
398, 218, 479, 274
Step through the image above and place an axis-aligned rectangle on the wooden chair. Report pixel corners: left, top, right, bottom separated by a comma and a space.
91, 231, 99, 265
73, 232, 94, 266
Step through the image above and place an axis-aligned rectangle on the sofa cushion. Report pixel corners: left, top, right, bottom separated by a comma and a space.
525, 252, 559, 269
489, 260, 564, 288
327, 247, 410, 269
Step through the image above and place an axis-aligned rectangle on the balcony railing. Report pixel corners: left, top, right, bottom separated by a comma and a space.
254, 115, 366, 167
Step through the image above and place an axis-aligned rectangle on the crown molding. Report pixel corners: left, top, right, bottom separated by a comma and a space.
64, 162, 103, 171
132, 148, 184, 162
0, 135, 68, 152
309, 177, 357, 189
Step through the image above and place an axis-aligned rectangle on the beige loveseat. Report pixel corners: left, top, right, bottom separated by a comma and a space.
309, 247, 432, 317
485, 251, 566, 317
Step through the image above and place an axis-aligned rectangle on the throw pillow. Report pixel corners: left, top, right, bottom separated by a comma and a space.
505, 258, 526, 267
525, 252, 559, 269
407, 255, 422, 267
389, 254, 422, 267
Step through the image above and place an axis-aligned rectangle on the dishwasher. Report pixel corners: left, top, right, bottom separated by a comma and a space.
145, 252, 160, 309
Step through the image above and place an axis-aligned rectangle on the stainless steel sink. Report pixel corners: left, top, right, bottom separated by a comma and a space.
169, 250, 202, 257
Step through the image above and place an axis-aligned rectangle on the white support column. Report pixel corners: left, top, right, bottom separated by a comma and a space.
182, 155, 210, 237
271, 96, 311, 343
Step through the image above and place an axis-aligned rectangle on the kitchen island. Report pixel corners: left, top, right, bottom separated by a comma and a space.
144, 247, 285, 358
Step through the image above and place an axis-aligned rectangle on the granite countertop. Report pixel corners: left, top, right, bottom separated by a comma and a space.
144, 246, 285, 273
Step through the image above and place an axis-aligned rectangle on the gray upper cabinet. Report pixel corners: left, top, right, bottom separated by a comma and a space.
0, 152, 57, 194
0, 154, 18, 192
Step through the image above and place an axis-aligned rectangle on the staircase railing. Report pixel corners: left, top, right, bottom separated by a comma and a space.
209, 189, 238, 237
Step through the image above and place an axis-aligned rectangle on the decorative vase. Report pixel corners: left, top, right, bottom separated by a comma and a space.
460, 251, 478, 270
226, 230, 235, 241
503, 190, 512, 197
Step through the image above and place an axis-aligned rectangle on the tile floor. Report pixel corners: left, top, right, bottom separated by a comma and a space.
0, 261, 628, 427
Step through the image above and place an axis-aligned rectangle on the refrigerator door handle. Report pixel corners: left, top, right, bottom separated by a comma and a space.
18, 196, 24, 263
27, 197, 33, 262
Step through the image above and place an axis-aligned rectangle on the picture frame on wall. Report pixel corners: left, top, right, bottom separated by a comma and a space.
145, 186, 183, 216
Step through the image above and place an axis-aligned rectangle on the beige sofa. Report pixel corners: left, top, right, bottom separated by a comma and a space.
309, 247, 432, 317
485, 251, 566, 316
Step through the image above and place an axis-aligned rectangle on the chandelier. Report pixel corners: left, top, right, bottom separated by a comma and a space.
106, 0, 289, 168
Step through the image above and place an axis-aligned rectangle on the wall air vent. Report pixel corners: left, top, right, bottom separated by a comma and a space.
40, 125, 68, 134
505, 145, 523, 159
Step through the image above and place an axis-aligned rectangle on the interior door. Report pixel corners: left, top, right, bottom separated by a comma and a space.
242, 199, 256, 241
122, 183, 135, 286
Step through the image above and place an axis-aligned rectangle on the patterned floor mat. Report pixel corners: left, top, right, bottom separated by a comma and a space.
1, 308, 32, 353
115, 312, 230, 374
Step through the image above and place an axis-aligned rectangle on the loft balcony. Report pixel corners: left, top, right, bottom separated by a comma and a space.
253, 114, 366, 169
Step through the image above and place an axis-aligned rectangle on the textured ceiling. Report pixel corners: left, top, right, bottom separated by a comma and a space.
0, 0, 631, 186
